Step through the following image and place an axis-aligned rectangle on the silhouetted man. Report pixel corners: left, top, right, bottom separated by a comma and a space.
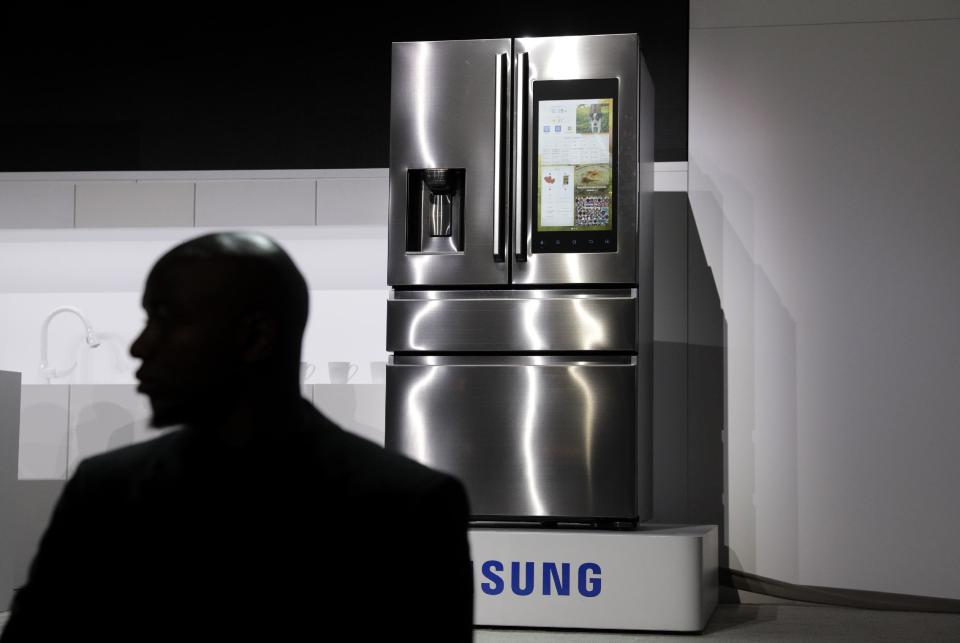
2, 232, 473, 642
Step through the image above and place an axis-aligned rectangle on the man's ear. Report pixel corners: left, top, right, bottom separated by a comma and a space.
237, 311, 278, 363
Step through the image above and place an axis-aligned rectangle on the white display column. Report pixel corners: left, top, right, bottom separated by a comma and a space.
470, 525, 717, 632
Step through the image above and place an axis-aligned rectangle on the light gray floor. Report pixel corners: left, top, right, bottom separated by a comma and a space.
477, 605, 960, 642
2, 605, 959, 640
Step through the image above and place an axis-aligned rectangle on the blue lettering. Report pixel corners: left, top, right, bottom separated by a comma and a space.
476, 560, 601, 597
578, 563, 602, 597
481, 560, 504, 595
510, 561, 535, 596
543, 562, 570, 596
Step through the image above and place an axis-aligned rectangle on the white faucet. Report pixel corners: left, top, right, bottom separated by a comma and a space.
40, 306, 101, 383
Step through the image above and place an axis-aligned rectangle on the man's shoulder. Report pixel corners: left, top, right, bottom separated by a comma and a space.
308, 408, 464, 501
76, 429, 183, 481
319, 417, 448, 484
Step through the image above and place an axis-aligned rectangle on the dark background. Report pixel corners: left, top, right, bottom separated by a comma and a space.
0, 4, 687, 172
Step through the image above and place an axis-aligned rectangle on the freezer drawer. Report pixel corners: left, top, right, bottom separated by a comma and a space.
385, 356, 638, 521
387, 288, 637, 353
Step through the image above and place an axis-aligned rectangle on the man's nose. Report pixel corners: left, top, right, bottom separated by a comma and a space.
130, 325, 150, 359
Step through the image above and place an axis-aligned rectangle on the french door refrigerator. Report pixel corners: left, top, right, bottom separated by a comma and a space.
385, 34, 654, 526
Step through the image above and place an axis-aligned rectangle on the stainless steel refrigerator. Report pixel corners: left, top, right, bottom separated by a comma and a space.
385, 34, 654, 526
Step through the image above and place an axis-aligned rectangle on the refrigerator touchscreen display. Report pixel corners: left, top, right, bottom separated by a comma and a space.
537, 98, 613, 231
532, 79, 619, 253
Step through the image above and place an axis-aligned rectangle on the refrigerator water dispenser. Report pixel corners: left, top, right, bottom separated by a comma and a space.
406, 168, 465, 253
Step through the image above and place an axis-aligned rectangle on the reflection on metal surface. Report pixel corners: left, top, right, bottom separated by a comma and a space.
538, 37, 584, 79
522, 365, 546, 515
394, 288, 635, 300
393, 355, 634, 366
522, 299, 545, 351
572, 299, 606, 350
404, 366, 438, 464
410, 255, 426, 285
405, 300, 439, 351
388, 291, 636, 353
568, 365, 596, 498
564, 254, 584, 285
414, 42, 437, 169
386, 357, 637, 519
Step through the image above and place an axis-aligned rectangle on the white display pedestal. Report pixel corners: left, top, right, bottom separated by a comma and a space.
469, 525, 718, 632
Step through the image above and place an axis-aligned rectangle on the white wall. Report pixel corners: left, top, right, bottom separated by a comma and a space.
690, 1, 960, 599
0, 228, 389, 387
0, 171, 391, 385
0, 170, 391, 486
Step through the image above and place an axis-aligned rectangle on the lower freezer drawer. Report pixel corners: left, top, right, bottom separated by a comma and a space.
385, 356, 638, 521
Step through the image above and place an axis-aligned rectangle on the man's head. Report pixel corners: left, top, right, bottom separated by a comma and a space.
130, 232, 309, 428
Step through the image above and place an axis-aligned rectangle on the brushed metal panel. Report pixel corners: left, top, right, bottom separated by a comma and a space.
387, 289, 637, 353
388, 39, 511, 286
385, 357, 637, 520
512, 34, 644, 285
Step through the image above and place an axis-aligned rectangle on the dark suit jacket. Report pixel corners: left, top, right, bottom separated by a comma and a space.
2, 401, 473, 642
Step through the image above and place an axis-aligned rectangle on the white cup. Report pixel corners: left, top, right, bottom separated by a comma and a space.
329, 361, 358, 384
370, 361, 386, 384
299, 361, 316, 384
